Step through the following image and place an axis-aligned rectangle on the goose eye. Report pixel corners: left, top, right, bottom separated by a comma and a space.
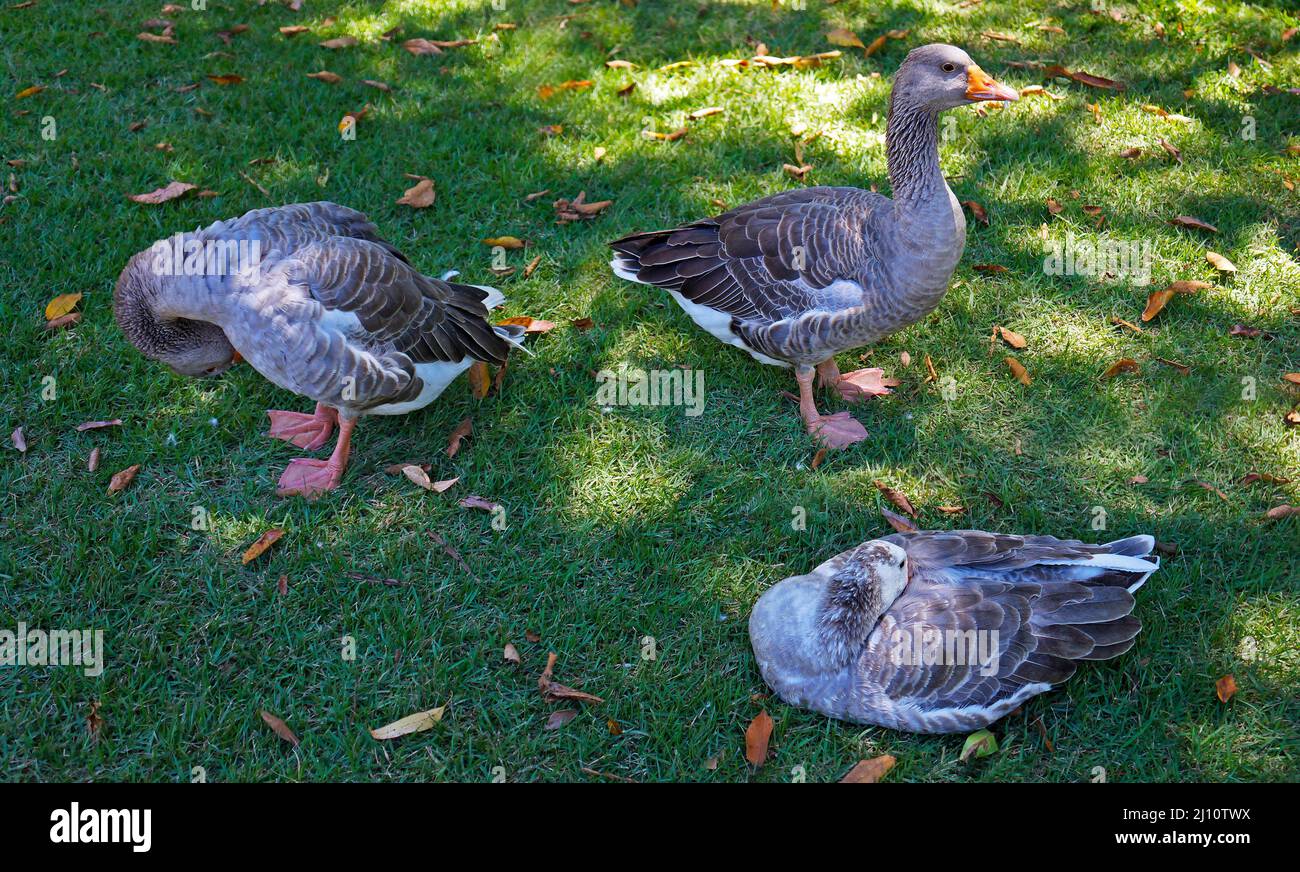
941, 63, 956, 73
897, 558, 906, 569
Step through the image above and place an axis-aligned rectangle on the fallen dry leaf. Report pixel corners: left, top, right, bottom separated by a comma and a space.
206, 74, 243, 85
498, 316, 556, 333
137, 32, 177, 45
745, 710, 773, 766
503, 643, 521, 665
86, 700, 104, 740
75, 419, 122, 432
1264, 504, 1300, 520
306, 70, 342, 84
482, 235, 524, 249
874, 480, 917, 517
1169, 215, 1217, 233
402, 466, 458, 493
994, 325, 1026, 348
1141, 281, 1209, 321
962, 200, 989, 225
1004, 356, 1031, 385
369, 705, 446, 740
15, 84, 44, 99
523, 255, 542, 278
544, 709, 578, 730
1118, 146, 1141, 159
688, 106, 724, 120
11, 427, 27, 453
241, 528, 284, 564
1044, 64, 1125, 90
459, 494, 500, 512
881, 506, 918, 534
825, 27, 864, 50
538, 651, 604, 704
1205, 251, 1237, 272
128, 181, 196, 204
1102, 358, 1140, 379
1283, 373, 1300, 386
280, 25, 310, 37
44, 292, 82, 321
1153, 357, 1190, 376
87, 446, 100, 471
445, 416, 472, 457
571, 317, 595, 331
553, 191, 612, 223
468, 361, 490, 399
538, 79, 592, 99
396, 177, 435, 208
260, 710, 299, 746
840, 754, 896, 783
319, 36, 358, 49
1215, 675, 1238, 703
107, 464, 141, 493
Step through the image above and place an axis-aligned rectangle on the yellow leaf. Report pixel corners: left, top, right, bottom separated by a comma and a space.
241, 528, 284, 564
825, 27, 864, 50
15, 85, 44, 100
369, 705, 447, 740
482, 236, 524, 249
1205, 251, 1237, 272
840, 755, 896, 783
45, 292, 82, 320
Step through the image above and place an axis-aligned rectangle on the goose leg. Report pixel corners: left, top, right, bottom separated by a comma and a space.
796, 364, 868, 449
276, 414, 356, 499
266, 402, 337, 451
815, 358, 894, 403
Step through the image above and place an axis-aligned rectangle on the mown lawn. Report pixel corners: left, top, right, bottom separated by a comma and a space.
1, 0, 1297, 782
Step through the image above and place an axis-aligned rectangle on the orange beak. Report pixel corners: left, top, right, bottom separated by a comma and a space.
965, 65, 1019, 102
230, 350, 243, 365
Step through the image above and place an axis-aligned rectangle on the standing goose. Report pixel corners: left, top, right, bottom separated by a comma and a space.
610, 45, 1018, 447
114, 201, 525, 498
749, 530, 1158, 733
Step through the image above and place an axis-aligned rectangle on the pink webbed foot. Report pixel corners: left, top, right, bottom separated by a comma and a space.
276, 458, 344, 499
266, 404, 336, 451
833, 368, 894, 403
806, 411, 869, 449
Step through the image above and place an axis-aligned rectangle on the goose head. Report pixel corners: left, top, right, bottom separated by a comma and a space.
893, 44, 1019, 111
113, 250, 239, 378
750, 540, 911, 683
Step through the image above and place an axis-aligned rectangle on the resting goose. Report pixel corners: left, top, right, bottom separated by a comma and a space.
610, 45, 1018, 447
114, 201, 524, 497
749, 530, 1158, 733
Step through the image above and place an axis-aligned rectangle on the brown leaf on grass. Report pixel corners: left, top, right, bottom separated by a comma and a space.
1046, 197, 1063, 214
11, 427, 26, 453
643, 126, 688, 142
503, 643, 521, 665
1141, 281, 1210, 321
605, 59, 637, 69
523, 255, 543, 279
280, 25, 310, 37
107, 464, 141, 493
86, 700, 104, 740
75, 419, 122, 432
1228, 324, 1271, 339
537, 80, 592, 99
445, 416, 472, 457
277, 574, 288, 595
688, 106, 724, 120
810, 447, 828, 470
783, 163, 813, 180
1205, 251, 1237, 272
1154, 357, 1190, 376
482, 235, 524, 249
936, 505, 966, 514
15, 84, 44, 99
1101, 358, 1140, 379
260, 710, 300, 746
128, 181, 196, 204
206, 74, 243, 85
1128, 475, 1149, 484
395, 177, 435, 208
826, 27, 865, 50
538, 651, 605, 704
1240, 472, 1291, 486
881, 506, 918, 534
1118, 146, 1142, 159
874, 480, 917, 517
924, 354, 938, 383
538, 123, 563, 136
553, 191, 611, 223
993, 325, 1027, 348
87, 446, 100, 471
840, 755, 896, 783
459, 494, 500, 512
973, 263, 1008, 274
1189, 480, 1229, 501
1004, 356, 1031, 385
402, 466, 458, 493
544, 709, 578, 730
241, 528, 284, 564
525, 629, 541, 643
571, 317, 596, 331
745, 710, 773, 766
1283, 373, 1300, 386
319, 36, 358, 49
1287, 409, 1300, 428
1169, 215, 1218, 233
215, 24, 249, 45
137, 32, 177, 45
863, 35, 888, 56
402, 38, 444, 55
306, 70, 342, 84
1215, 675, 1238, 703
1158, 139, 1182, 162
1264, 504, 1300, 520
962, 200, 989, 225
369, 705, 446, 740
498, 315, 555, 333
1044, 64, 1125, 90
468, 361, 490, 399
44, 292, 82, 320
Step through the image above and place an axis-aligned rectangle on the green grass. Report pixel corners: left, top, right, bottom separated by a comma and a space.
2, 0, 1298, 782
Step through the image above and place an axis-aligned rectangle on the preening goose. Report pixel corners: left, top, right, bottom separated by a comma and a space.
749, 530, 1158, 733
610, 45, 1018, 448
114, 201, 524, 498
